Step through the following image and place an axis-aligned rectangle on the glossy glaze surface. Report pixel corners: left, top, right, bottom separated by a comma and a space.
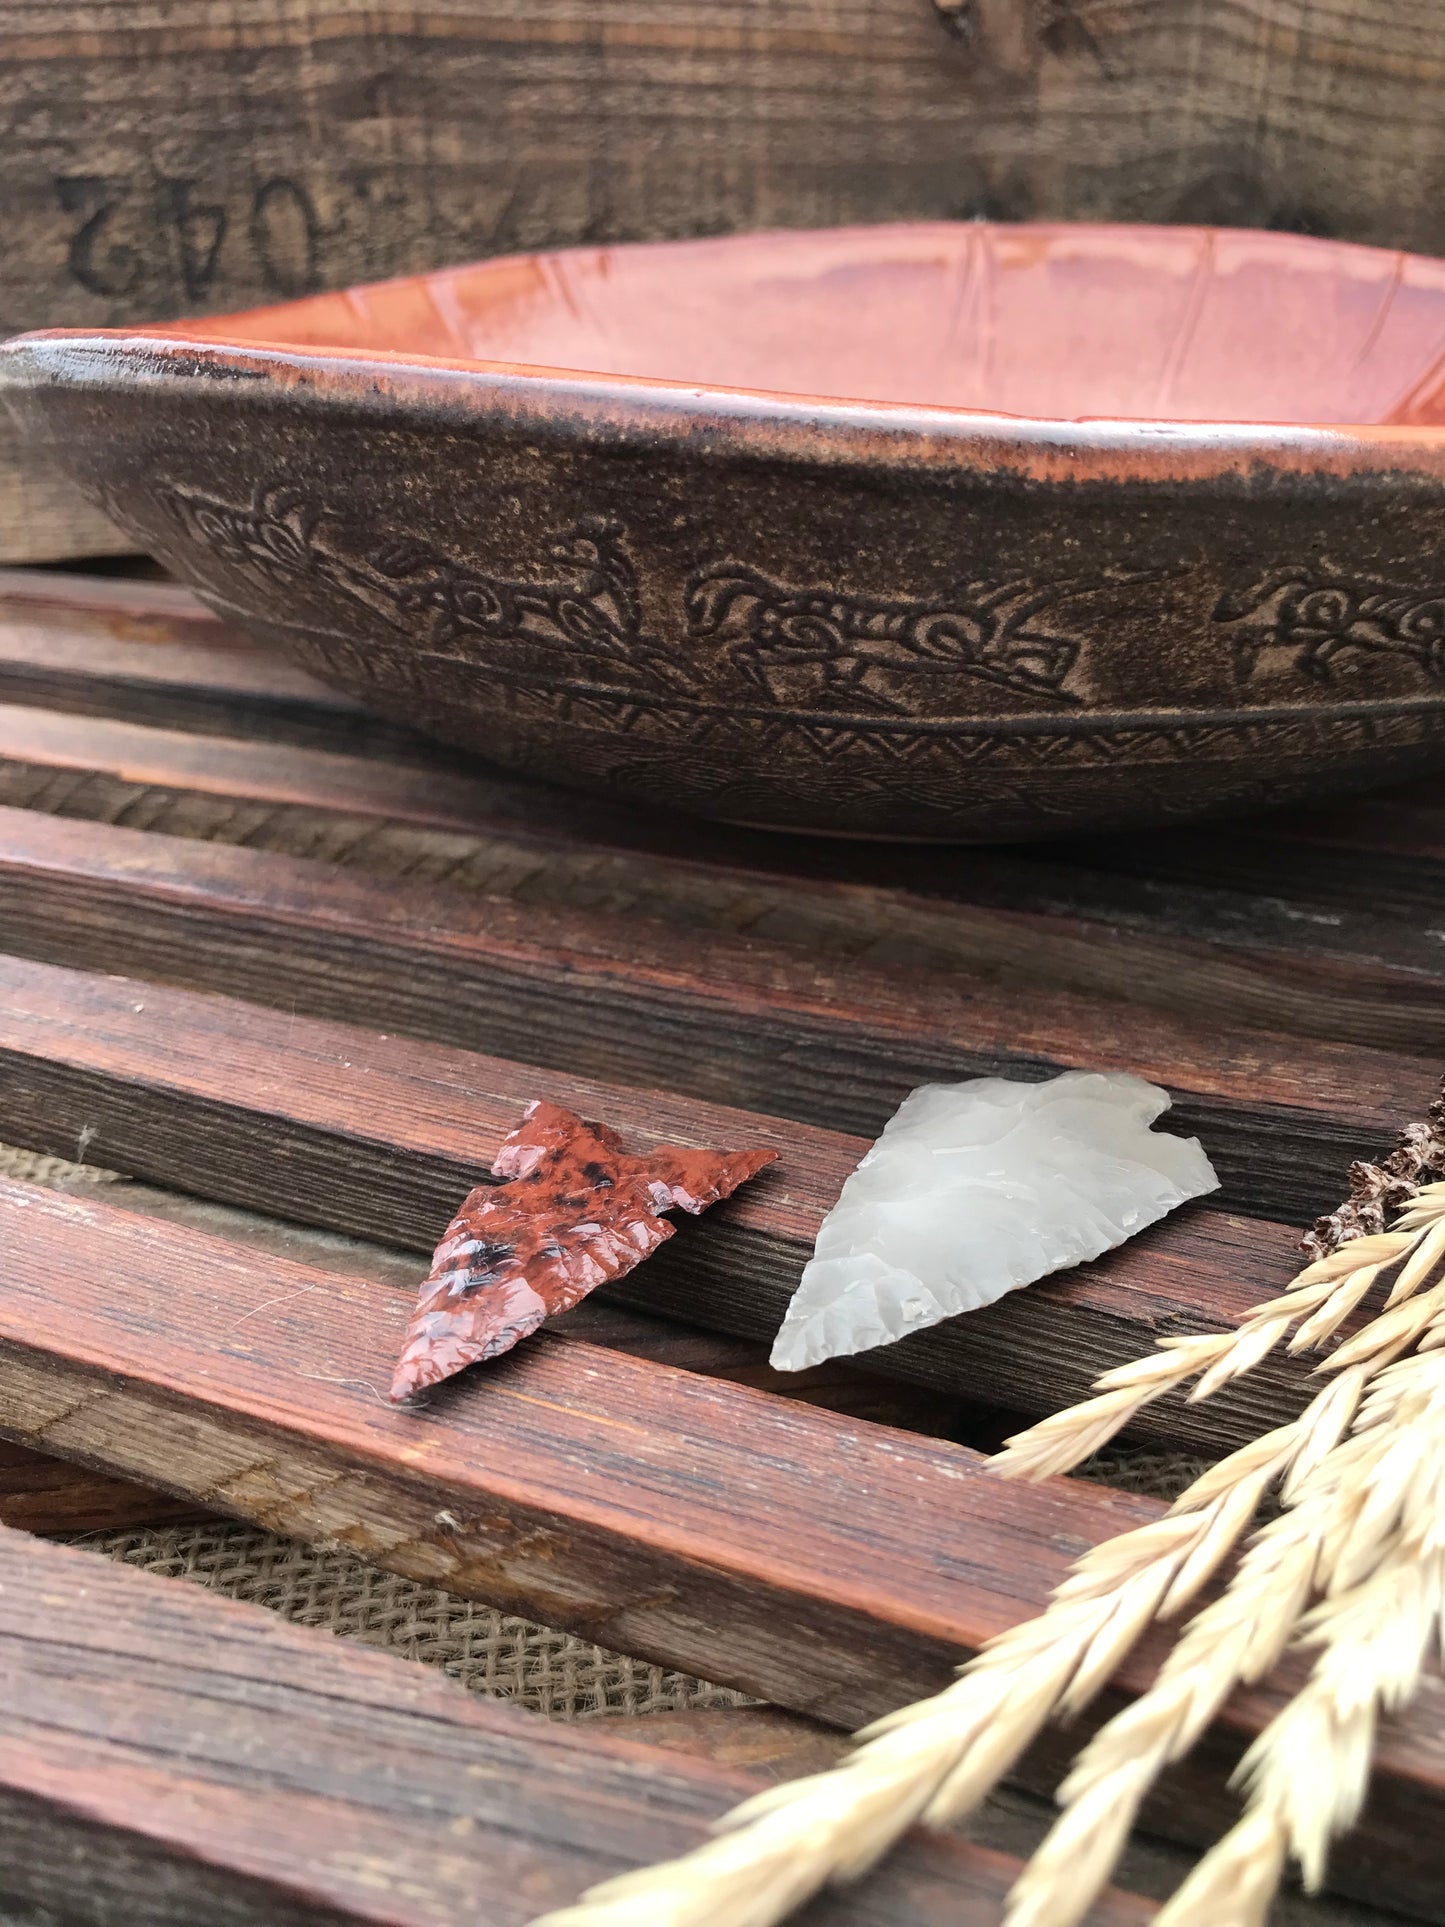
177, 223, 1445, 426
6, 222, 1445, 840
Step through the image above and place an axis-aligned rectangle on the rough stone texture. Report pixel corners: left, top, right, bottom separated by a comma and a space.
391, 1099, 775, 1398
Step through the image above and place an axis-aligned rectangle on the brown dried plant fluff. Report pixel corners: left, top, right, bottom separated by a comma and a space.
527, 1080, 1445, 1927
1302, 1088, 1445, 1260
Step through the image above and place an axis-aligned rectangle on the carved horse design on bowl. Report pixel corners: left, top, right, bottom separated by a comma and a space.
1214, 566, 1445, 684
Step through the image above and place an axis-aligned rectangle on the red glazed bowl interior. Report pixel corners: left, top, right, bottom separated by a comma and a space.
168, 221, 1445, 427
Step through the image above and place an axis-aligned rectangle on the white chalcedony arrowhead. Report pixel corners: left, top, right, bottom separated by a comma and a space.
770, 1070, 1219, 1371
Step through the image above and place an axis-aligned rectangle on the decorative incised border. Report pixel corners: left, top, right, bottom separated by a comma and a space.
682, 563, 1091, 708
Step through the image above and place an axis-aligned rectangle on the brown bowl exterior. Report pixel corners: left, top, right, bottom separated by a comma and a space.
6, 319, 1445, 839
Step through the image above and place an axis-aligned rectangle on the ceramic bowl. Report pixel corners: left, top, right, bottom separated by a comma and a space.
8, 221, 1445, 840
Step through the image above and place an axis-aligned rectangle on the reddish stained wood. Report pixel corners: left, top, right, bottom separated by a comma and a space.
0, 805, 1431, 1236
0, 624, 344, 705
0, 951, 1363, 1454
1062, 816, 1445, 928
1253, 798, 1445, 864
0, 597, 448, 756
607, 1705, 851, 1782
392, 1100, 774, 1398
0, 1176, 1441, 1918
0, 1527, 1158, 1927
0, 569, 228, 637
0, 1437, 211, 1533
0, 700, 1440, 1055
0, 1168, 970, 1532
0, 700, 496, 819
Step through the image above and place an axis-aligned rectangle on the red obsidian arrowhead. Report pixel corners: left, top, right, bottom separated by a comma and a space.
390, 1100, 777, 1399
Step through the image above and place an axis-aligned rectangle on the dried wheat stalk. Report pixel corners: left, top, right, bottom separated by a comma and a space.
997, 1187, 1445, 1484
997, 1091, 1445, 1483
1002, 1336, 1445, 1927
527, 1094, 1445, 1927
527, 1418, 1316, 1927
1153, 1351, 1445, 1927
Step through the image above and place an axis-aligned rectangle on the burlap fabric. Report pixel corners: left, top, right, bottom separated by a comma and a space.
73, 1446, 1206, 1721
85, 1519, 755, 1717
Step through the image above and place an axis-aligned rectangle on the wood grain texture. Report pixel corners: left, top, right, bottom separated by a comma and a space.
0, 450, 134, 565
0, 1526, 1159, 1927
0, 578, 453, 756
0, 801, 1433, 1233
1, 1177, 1443, 1919
0, 950, 1350, 1456
0, 1155, 983, 1528
6, 3, 1445, 334
0, 1436, 210, 1533
1, 686, 1441, 1054
1064, 806, 1445, 929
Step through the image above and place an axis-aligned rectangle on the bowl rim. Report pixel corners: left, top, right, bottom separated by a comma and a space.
8, 323, 1445, 490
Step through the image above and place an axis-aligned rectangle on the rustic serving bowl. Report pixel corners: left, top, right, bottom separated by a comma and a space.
7, 221, 1445, 839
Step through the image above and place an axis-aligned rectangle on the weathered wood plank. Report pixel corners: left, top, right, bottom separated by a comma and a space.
0, 950, 1335, 1456
0, 1155, 978, 1540
0, 1169, 1162, 1720
0, 1436, 209, 1533
1, 1178, 1442, 1919
1057, 812, 1445, 927
7, 2, 1445, 337
3, 1526, 1154, 1927
0, 700, 1441, 1056
0, 570, 228, 636
0, 592, 456, 758
0, 804, 1432, 1232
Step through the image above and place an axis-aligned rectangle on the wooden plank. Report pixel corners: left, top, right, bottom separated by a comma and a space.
1056, 811, 1445, 928
0, 454, 134, 565
0, 700, 522, 831
604, 1704, 851, 1782
0, 699, 1439, 1056
0, 951, 1331, 1456
1, 1177, 1442, 1920
0, 595, 458, 759
5, 2, 1445, 340
0, 803, 1432, 1231
0, 570, 227, 636
0, 1437, 210, 1534
2, 1527, 1155, 1927
0, 1160, 979, 1535
0, 1170, 1161, 1716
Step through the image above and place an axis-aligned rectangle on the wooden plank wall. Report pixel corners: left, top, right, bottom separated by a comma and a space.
4, 0, 1445, 556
